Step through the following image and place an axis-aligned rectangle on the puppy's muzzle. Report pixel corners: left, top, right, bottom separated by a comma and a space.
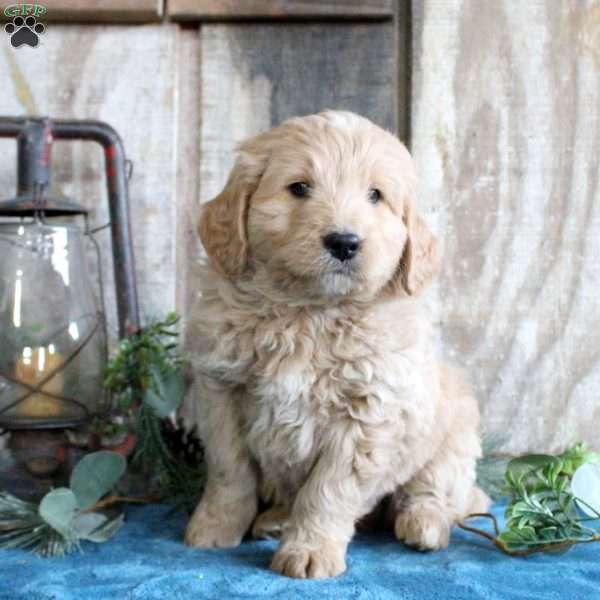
322, 232, 362, 262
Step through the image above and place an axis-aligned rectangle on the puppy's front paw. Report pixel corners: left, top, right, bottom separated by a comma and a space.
271, 542, 346, 579
185, 504, 246, 549
394, 504, 450, 551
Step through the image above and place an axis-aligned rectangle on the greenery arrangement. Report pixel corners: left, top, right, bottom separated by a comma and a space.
460, 442, 600, 556
0, 451, 126, 556
104, 312, 205, 513
104, 312, 185, 415
1, 313, 598, 559
0, 313, 205, 557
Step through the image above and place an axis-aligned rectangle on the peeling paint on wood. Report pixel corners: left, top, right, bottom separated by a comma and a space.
2, 49, 37, 114
174, 27, 202, 333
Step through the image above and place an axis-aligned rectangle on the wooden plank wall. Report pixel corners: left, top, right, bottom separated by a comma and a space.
1, 1, 598, 452
169, 0, 394, 21
412, 0, 600, 453
0, 25, 190, 344
0, 1, 163, 22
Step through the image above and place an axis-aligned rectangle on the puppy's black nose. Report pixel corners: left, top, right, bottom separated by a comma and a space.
322, 232, 361, 262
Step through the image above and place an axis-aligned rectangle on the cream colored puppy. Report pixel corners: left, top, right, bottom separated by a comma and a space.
185, 111, 488, 579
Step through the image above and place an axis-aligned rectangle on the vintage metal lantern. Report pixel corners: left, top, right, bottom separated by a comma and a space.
0, 117, 139, 490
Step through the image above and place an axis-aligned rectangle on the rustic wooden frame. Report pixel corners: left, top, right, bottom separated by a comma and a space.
1, 1, 163, 23
1, 0, 395, 23
168, 0, 394, 22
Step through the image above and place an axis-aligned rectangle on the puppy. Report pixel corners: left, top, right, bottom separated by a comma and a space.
185, 111, 489, 578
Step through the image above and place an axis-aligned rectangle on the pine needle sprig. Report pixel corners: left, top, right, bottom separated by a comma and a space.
104, 312, 184, 413
0, 492, 78, 557
132, 403, 205, 515
106, 312, 205, 513
1, 313, 205, 558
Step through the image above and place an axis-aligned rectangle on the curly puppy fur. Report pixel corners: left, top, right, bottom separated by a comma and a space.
185, 111, 489, 578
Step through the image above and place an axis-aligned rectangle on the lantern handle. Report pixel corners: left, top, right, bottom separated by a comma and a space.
0, 116, 140, 339
51, 119, 140, 338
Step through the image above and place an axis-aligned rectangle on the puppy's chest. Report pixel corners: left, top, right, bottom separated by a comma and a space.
246, 310, 376, 411
236, 309, 408, 469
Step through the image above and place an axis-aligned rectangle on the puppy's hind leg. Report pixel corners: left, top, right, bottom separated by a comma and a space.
185, 380, 258, 549
394, 381, 490, 551
393, 437, 488, 550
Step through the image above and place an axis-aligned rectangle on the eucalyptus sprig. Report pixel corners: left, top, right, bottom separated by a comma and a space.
1, 313, 205, 558
461, 443, 600, 556
0, 451, 126, 557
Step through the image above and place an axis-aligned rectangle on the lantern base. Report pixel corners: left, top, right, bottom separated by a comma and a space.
0, 429, 87, 499
0, 415, 92, 430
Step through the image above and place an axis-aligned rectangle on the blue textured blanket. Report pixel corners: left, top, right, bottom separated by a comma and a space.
1, 503, 597, 600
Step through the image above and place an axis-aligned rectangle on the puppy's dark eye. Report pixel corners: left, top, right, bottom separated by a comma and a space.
368, 188, 382, 204
288, 182, 311, 198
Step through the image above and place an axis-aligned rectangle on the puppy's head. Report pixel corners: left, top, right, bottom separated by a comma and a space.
199, 111, 439, 301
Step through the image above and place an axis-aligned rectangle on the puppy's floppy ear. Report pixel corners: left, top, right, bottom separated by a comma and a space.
198, 140, 268, 279
397, 197, 440, 296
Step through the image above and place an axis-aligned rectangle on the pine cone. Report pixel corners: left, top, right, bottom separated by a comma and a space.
160, 418, 204, 466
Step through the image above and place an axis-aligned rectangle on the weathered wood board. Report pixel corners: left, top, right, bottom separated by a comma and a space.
197, 22, 397, 199
169, 0, 393, 21
412, 0, 600, 453
0, 0, 163, 22
0, 24, 186, 343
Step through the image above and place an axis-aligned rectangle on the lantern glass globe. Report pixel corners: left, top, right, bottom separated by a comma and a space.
0, 220, 106, 429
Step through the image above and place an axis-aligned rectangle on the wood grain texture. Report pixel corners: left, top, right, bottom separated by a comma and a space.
169, 0, 393, 21
0, 24, 182, 344
198, 22, 397, 203
1, 0, 162, 22
412, 0, 600, 453
174, 28, 202, 333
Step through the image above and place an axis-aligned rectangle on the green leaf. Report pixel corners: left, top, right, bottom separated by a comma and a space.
70, 451, 126, 510
539, 526, 559, 541
507, 454, 558, 476
38, 488, 78, 539
519, 525, 537, 540
73, 512, 124, 543
498, 530, 525, 547
559, 443, 600, 475
142, 367, 185, 418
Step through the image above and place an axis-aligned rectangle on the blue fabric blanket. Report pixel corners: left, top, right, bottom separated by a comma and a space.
1, 502, 598, 600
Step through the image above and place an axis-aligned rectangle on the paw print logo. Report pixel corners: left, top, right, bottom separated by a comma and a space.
4, 15, 45, 48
